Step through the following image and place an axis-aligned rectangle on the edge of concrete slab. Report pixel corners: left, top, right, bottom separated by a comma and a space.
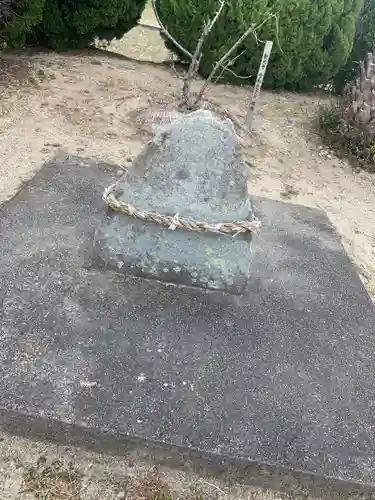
1, 408, 373, 499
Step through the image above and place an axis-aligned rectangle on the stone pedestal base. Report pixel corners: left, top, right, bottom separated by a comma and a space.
1, 157, 375, 496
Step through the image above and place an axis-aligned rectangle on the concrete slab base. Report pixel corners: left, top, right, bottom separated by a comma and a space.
1, 156, 375, 498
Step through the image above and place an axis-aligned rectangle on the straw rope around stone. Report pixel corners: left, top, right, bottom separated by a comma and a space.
103, 184, 261, 236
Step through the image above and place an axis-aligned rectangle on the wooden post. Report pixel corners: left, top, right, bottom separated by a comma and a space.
245, 40, 273, 131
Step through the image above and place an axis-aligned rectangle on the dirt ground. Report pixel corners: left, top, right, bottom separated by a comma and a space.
0, 431, 305, 500
1, 8, 375, 499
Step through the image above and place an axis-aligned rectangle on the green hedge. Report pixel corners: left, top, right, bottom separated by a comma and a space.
333, 0, 375, 93
36, 0, 147, 50
156, 0, 364, 91
1, 0, 45, 47
1, 0, 147, 50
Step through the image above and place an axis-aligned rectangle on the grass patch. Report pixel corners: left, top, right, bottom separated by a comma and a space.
22, 458, 82, 500
127, 469, 205, 500
22, 461, 210, 500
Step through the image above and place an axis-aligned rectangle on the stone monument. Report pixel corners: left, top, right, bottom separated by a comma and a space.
94, 110, 259, 295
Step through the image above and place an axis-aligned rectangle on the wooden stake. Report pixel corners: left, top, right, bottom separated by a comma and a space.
245, 40, 273, 131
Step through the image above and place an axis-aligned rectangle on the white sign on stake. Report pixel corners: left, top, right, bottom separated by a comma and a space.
245, 40, 273, 132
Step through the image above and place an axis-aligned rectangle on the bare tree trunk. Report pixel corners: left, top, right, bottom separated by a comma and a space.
180, 0, 226, 109
151, 0, 278, 131
347, 42, 375, 132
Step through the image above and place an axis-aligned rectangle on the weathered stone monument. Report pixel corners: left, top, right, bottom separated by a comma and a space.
1, 109, 375, 498
94, 110, 258, 295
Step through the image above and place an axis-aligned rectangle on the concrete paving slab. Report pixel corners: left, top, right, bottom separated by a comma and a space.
1, 156, 375, 497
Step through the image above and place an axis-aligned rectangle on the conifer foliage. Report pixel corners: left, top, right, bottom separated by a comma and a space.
1, 0, 147, 50
333, 0, 375, 93
156, 0, 364, 90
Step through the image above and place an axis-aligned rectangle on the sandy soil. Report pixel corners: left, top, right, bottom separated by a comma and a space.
1, 9, 375, 499
109, 6, 169, 62
0, 431, 326, 500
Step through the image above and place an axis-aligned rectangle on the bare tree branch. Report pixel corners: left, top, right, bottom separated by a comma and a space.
214, 49, 247, 83
192, 11, 278, 107
204, 0, 226, 35
180, 26, 207, 107
180, 0, 226, 109
151, 0, 193, 60
192, 23, 257, 107
223, 67, 254, 80
152, 0, 278, 125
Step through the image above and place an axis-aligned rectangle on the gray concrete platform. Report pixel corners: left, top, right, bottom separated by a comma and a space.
1, 156, 375, 497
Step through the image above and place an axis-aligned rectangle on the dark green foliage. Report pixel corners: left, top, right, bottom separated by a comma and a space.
317, 100, 375, 171
333, 0, 375, 93
34, 0, 147, 50
1, 0, 146, 51
157, 0, 364, 90
1, 0, 45, 47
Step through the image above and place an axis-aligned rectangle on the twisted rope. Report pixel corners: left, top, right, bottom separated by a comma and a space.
103, 184, 261, 236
